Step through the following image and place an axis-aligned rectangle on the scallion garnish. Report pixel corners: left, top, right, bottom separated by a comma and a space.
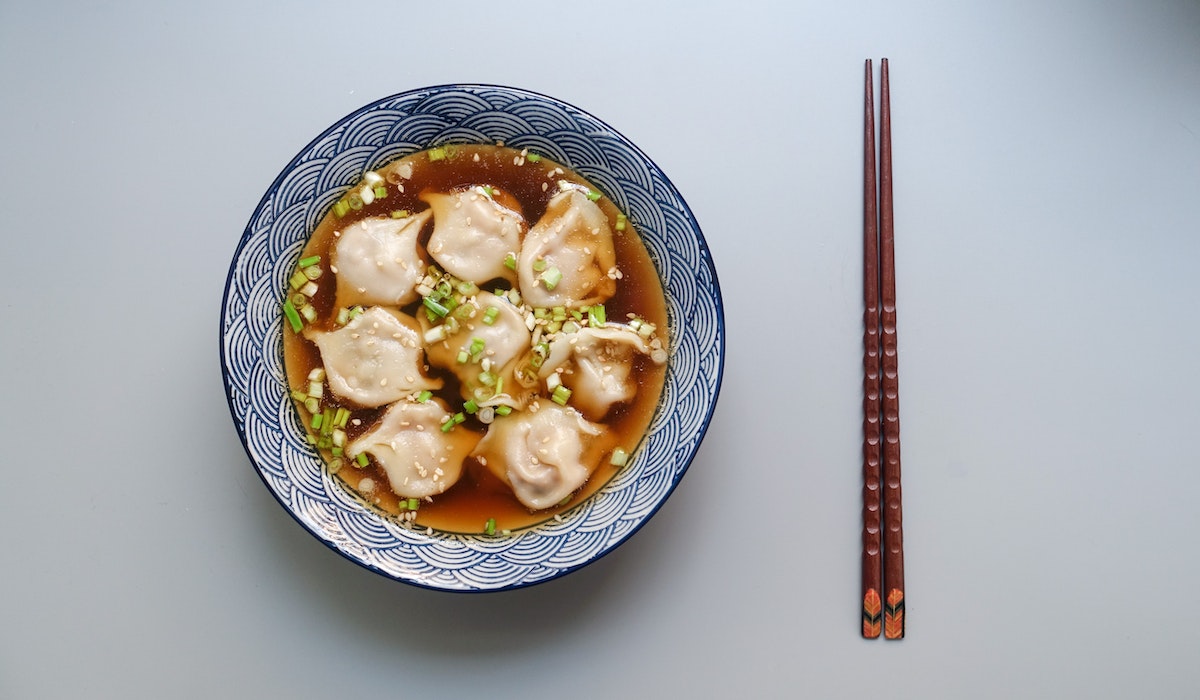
391, 209, 410, 219
588, 304, 606, 326
468, 337, 485, 357
311, 413, 324, 430
482, 307, 499, 325
373, 185, 388, 200
615, 213, 627, 232
407, 497, 420, 511
495, 405, 512, 416
335, 308, 350, 325
283, 299, 303, 332
423, 297, 450, 319
347, 193, 363, 210
586, 189, 602, 202
541, 266, 562, 291
456, 350, 469, 364
299, 304, 317, 323
532, 258, 547, 272
610, 448, 629, 467
289, 270, 308, 290
304, 397, 320, 414
355, 452, 369, 467
463, 399, 478, 414
503, 252, 517, 270
428, 146, 447, 162
298, 255, 321, 268
551, 385, 572, 406
526, 152, 541, 163
417, 390, 432, 403
484, 518, 497, 536
334, 200, 350, 218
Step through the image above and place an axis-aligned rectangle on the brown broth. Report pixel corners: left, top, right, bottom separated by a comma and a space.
283, 144, 668, 534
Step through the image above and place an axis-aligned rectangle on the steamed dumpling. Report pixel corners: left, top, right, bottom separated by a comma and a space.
471, 401, 605, 510
419, 290, 531, 403
538, 326, 663, 420
518, 188, 617, 308
346, 399, 480, 499
304, 306, 441, 408
420, 187, 525, 284
332, 211, 432, 308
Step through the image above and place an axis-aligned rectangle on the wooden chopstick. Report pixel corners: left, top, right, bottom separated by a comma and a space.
878, 57, 906, 640
861, 58, 905, 640
860, 58, 884, 640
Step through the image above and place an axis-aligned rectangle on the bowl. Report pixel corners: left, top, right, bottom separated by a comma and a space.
220, 84, 724, 591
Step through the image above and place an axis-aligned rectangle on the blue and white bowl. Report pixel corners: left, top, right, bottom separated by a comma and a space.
220, 84, 724, 591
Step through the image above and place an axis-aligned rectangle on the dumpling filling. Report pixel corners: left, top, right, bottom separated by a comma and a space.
304, 306, 441, 408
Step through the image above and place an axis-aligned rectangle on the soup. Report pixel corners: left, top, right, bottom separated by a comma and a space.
282, 144, 668, 535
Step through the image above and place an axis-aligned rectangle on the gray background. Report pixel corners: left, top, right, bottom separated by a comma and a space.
3, 1, 1198, 698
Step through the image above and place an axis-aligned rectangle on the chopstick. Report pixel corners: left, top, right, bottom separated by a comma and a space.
862, 58, 905, 640
860, 58, 883, 640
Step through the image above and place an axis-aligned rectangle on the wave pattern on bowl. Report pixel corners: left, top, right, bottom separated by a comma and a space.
221, 85, 723, 591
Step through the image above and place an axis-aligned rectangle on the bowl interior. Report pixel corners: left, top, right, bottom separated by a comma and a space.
220, 84, 724, 591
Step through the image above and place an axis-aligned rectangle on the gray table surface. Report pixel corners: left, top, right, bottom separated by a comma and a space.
3, 1, 1199, 698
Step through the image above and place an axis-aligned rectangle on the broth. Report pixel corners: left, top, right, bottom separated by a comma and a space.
282, 144, 668, 534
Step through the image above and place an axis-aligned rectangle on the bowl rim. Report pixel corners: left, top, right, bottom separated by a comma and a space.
220, 83, 725, 592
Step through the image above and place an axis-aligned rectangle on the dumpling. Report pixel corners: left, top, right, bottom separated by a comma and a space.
518, 187, 617, 308
538, 326, 664, 421
419, 290, 531, 404
304, 306, 441, 408
346, 399, 480, 499
471, 401, 606, 510
420, 187, 525, 285
332, 211, 432, 308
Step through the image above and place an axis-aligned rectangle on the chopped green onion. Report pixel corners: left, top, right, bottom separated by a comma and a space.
347, 193, 363, 210
545, 320, 562, 334
308, 381, 323, 398
532, 258, 547, 272
457, 350, 469, 364
588, 304, 606, 326
311, 412, 324, 430
503, 252, 517, 270
615, 213, 627, 232
317, 436, 332, 450
347, 306, 364, 321
478, 371, 497, 387
453, 412, 465, 424
561, 320, 580, 334
507, 288, 522, 305
289, 270, 308, 290
495, 405, 512, 416
331, 446, 343, 458
290, 389, 307, 402
484, 518, 497, 536
428, 146, 447, 161
586, 189, 602, 202
482, 307, 500, 325
303, 265, 323, 281
332, 429, 346, 448
373, 185, 388, 200
610, 448, 629, 467
551, 385, 572, 406
334, 407, 350, 429
308, 368, 325, 382
283, 299, 303, 332
416, 390, 432, 403
534, 308, 548, 319
526, 152, 541, 163
299, 304, 317, 323
328, 458, 343, 474
335, 308, 350, 325
423, 297, 450, 318
299, 281, 319, 298
321, 408, 335, 436
306, 434, 317, 446
440, 417, 456, 433
303, 397, 320, 414
480, 185, 494, 197
552, 306, 567, 321
334, 199, 350, 218
298, 255, 321, 268
457, 280, 479, 296
541, 267, 562, 290
463, 399, 478, 414
407, 497, 420, 511
391, 209, 410, 219
355, 452, 369, 467
468, 337, 485, 357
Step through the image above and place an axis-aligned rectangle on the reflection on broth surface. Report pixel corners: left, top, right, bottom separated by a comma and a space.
282, 144, 668, 535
